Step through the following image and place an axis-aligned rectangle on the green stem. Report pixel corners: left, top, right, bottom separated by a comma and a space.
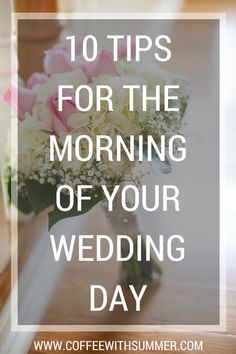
121, 238, 162, 286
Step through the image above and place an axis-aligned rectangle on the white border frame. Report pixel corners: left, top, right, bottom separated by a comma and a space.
11, 12, 226, 332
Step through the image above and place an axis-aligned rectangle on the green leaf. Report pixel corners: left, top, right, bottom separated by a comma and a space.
10, 179, 33, 214
27, 180, 56, 214
48, 188, 104, 230
18, 192, 33, 214
7, 173, 11, 201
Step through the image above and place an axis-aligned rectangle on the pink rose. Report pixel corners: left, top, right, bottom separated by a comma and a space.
52, 40, 83, 56
27, 72, 48, 89
44, 49, 76, 75
44, 40, 83, 75
47, 93, 77, 135
3, 83, 36, 120
84, 49, 119, 81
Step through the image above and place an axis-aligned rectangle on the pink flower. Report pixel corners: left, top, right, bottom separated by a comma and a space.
3, 83, 36, 120
27, 72, 48, 89
84, 49, 119, 81
47, 93, 77, 135
44, 49, 76, 75
53, 40, 83, 56
44, 40, 83, 75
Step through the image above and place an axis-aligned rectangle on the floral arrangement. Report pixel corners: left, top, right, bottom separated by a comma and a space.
4, 39, 189, 285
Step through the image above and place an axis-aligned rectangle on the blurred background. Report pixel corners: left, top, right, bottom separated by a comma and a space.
0, 1, 235, 354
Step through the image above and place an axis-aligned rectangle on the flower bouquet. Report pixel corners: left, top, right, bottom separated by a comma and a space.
4, 39, 189, 286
